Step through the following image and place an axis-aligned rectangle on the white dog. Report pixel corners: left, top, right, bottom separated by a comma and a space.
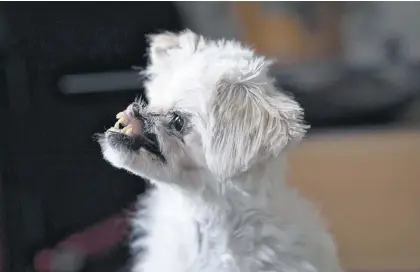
97, 30, 342, 272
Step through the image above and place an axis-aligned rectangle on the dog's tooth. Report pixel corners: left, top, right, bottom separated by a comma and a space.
109, 127, 119, 132
116, 112, 124, 119
114, 120, 121, 129
121, 124, 132, 134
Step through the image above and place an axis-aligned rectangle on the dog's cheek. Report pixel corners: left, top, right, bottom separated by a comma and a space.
181, 133, 206, 167
159, 133, 179, 153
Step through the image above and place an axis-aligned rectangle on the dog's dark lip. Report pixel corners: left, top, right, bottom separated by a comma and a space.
140, 133, 166, 163
106, 131, 166, 163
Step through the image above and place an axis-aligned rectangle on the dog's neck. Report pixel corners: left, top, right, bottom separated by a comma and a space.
155, 154, 289, 216
232, 154, 288, 195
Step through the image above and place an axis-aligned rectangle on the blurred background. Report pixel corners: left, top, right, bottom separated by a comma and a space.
1, 2, 419, 272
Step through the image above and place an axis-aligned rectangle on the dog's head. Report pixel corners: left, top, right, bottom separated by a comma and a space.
98, 30, 308, 186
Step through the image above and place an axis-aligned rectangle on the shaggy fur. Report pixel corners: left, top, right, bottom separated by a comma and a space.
98, 30, 342, 272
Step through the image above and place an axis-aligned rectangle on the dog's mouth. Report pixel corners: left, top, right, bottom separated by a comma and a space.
109, 110, 141, 136
106, 107, 166, 162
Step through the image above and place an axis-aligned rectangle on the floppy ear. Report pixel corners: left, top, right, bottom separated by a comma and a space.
146, 29, 199, 66
204, 57, 308, 181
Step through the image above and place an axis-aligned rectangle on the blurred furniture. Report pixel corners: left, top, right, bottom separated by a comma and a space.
33, 210, 130, 272
288, 129, 420, 271
233, 2, 343, 64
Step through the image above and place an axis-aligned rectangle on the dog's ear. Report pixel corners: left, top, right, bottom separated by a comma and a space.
203, 57, 308, 181
146, 29, 199, 66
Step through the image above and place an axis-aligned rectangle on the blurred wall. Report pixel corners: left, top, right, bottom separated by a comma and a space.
288, 130, 420, 271
176, 2, 420, 67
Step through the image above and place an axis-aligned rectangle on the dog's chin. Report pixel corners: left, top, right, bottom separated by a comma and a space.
100, 131, 166, 166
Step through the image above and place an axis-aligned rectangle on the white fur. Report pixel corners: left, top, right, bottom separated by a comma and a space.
99, 30, 342, 272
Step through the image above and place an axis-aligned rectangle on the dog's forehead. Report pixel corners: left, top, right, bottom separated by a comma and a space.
145, 42, 257, 113
146, 59, 220, 112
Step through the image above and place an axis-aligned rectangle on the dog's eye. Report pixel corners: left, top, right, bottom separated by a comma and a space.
170, 114, 185, 132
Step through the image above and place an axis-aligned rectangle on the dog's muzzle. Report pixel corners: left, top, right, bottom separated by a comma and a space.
107, 104, 166, 162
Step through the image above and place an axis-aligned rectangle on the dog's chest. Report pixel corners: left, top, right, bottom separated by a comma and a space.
135, 187, 240, 272
193, 218, 243, 272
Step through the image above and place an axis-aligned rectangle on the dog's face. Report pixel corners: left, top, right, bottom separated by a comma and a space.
98, 30, 308, 188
